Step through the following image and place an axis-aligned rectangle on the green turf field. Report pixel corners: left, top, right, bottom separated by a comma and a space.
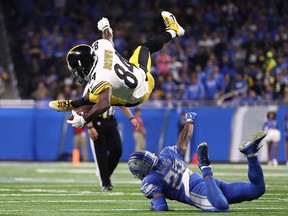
0, 162, 287, 216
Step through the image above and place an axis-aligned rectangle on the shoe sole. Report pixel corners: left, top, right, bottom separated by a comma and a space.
238, 131, 267, 152
197, 142, 208, 151
197, 142, 211, 168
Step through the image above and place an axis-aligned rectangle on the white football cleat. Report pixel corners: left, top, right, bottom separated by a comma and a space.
49, 100, 74, 112
161, 11, 185, 37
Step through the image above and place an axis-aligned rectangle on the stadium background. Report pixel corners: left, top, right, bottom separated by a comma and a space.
0, 0, 287, 163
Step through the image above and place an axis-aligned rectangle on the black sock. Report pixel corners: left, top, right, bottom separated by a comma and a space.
142, 32, 172, 54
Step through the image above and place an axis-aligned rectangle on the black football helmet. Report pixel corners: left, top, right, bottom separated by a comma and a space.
66, 44, 97, 83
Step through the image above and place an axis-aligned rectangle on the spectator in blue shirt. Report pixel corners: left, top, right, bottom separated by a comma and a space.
204, 70, 222, 100
163, 74, 178, 96
184, 73, 205, 101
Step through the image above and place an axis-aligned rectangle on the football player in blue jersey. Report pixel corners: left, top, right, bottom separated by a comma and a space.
128, 112, 266, 212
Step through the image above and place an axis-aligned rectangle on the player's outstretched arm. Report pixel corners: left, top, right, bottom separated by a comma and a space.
119, 106, 139, 130
97, 17, 113, 45
176, 112, 197, 157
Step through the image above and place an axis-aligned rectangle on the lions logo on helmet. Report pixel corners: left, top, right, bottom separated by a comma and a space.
128, 150, 158, 180
66, 44, 98, 83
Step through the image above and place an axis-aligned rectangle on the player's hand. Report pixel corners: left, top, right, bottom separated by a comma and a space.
97, 17, 110, 31
67, 110, 86, 128
131, 118, 139, 130
87, 127, 98, 140
185, 112, 197, 123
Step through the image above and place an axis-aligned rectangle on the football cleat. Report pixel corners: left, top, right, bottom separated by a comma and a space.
102, 185, 113, 191
49, 100, 74, 112
161, 11, 185, 37
238, 131, 266, 158
197, 142, 211, 170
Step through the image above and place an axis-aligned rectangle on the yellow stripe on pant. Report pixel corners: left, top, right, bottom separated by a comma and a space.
129, 46, 155, 104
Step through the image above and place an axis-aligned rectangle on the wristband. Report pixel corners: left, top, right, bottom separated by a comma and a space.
130, 117, 135, 120
103, 26, 112, 32
88, 126, 94, 129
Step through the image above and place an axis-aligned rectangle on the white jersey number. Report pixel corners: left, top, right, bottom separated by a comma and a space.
114, 51, 138, 89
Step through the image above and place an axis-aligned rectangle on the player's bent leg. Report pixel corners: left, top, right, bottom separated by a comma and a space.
216, 174, 265, 204
190, 179, 229, 212
197, 143, 229, 212
246, 156, 266, 199
129, 46, 151, 73
218, 132, 266, 204
139, 73, 155, 104
136, 11, 184, 55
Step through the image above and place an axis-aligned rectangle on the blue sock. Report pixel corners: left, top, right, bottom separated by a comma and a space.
202, 167, 213, 178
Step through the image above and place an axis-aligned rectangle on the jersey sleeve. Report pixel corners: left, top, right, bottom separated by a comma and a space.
140, 175, 163, 199
88, 81, 112, 103
92, 39, 114, 50
141, 173, 168, 211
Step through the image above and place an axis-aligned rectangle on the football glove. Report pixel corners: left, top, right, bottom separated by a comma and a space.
97, 17, 110, 31
67, 110, 86, 128
185, 112, 197, 123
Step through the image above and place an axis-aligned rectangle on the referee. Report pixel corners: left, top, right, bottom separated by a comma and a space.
87, 106, 138, 191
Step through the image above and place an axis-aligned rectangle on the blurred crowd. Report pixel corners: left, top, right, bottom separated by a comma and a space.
14, 0, 288, 106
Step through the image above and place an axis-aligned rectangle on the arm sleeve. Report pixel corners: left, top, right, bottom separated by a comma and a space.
151, 196, 168, 211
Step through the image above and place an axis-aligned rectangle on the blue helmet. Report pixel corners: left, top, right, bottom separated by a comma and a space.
128, 150, 158, 180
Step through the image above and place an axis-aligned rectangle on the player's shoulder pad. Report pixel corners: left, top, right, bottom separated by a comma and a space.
160, 145, 180, 157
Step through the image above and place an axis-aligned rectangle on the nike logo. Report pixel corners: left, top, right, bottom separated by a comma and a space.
170, 15, 176, 23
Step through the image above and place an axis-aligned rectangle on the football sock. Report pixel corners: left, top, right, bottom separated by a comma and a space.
167, 29, 176, 38
201, 166, 213, 178
142, 32, 172, 54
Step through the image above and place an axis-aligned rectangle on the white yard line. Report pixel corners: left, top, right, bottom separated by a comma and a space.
0, 207, 287, 212
0, 200, 145, 203
0, 192, 143, 196
0, 177, 140, 184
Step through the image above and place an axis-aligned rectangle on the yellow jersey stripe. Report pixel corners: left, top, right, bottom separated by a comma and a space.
90, 81, 112, 95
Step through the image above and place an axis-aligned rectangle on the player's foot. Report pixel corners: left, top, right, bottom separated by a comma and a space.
238, 131, 266, 158
272, 158, 278, 166
49, 100, 74, 112
197, 142, 211, 170
161, 11, 185, 37
102, 185, 113, 191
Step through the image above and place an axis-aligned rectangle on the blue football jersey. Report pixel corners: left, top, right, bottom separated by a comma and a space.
140, 145, 215, 211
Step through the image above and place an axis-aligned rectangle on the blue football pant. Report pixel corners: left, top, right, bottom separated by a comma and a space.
214, 156, 266, 204
191, 156, 265, 211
